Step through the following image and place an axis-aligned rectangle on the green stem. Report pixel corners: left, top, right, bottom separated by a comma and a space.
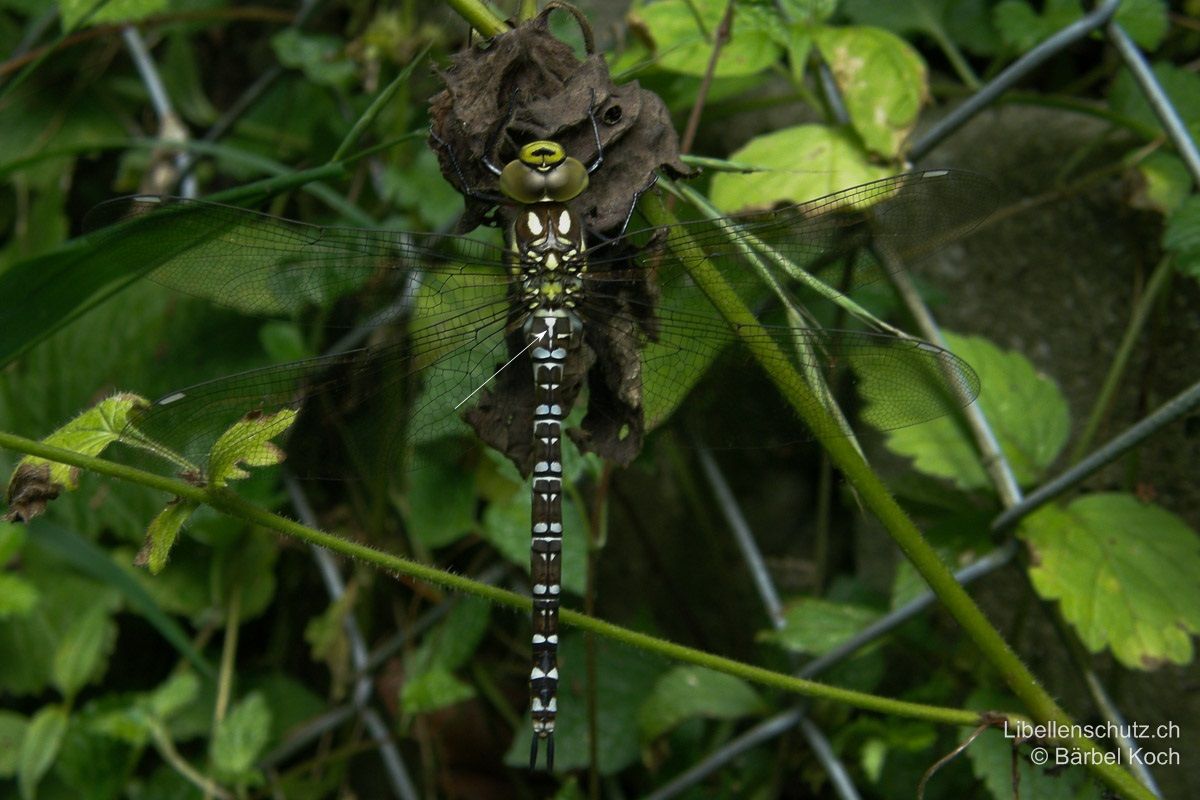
328, 45, 431, 165
1069, 254, 1174, 464
443, 0, 509, 37
150, 722, 232, 800
637, 194, 1156, 800
1, 429, 986, 729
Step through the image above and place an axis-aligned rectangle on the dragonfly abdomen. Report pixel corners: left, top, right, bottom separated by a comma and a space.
514, 198, 587, 769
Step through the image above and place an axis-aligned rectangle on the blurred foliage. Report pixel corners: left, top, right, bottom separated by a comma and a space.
0, 0, 1197, 798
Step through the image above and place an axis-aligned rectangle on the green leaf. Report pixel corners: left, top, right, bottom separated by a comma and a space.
1019, 494, 1200, 669
868, 333, 1070, 491
400, 667, 476, 715
53, 718, 138, 800
814, 26, 928, 157
59, 0, 166, 30
211, 531, 279, 624
210, 692, 271, 780
0, 711, 28, 777
424, 596, 491, 672
0, 559, 119, 696
844, 0, 1000, 56
207, 408, 297, 487
481, 479, 586, 595
1110, 63, 1200, 142
1164, 194, 1200, 279
304, 586, 354, 676
51, 602, 116, 698
5, 394, 148, 521
761, 597, 880, 655
406, 448, 477, 548
632, 0, 783, 78
270, 29, 356, 91
134, 499, 198, 574
1131, 152, 1193, 215
148, 672, 201, 720
1115, 0, 1168, 50
709, 125, 891, 213
17, 704, 68, 800
965, 689, 1103, 800
0, 573, 39, 619
779, 0, 838, 24
993, 0, 1081, 52
638, 666, 766, 741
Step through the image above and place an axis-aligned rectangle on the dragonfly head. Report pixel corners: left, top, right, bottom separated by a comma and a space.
500, 140, 589, 204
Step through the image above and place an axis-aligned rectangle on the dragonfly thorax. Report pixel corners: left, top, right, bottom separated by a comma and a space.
512, 203, 587, 319
499, 140, 589, 204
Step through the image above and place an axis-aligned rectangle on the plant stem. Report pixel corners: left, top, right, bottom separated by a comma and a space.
1069, 254, 1174, 464
442, 0, 508, 38
638, 194, 1156, 800
1, 430, 991, 729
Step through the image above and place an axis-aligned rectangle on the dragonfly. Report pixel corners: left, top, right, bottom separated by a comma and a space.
84, 128, 993, 769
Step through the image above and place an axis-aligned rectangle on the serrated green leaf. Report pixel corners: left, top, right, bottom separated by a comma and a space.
5, 394, 148, 514
207, 408, 297, 487
55, 719, 138, 800
1164, 195, 1200, 279
709, 125, 891, 213
400, 667, 476, 715
59, 0, 166, 30
638, 666, 766, 741
210, 692, 271, 780
1110, 63, 1200, 142
965, 689, 1103, 800
135, 499, 198, 574
814, 26, 928, 157
270, 29, 356, 90
17, 704, 68, 800
1115, 0, 1168, 50
426, 596, 491, 672
1132, 153, 1192, 215
481, 481, 586, 595
0, 558, 119, 696
632, 0, 782, 77
0, 711, 28, 777
0, 573, 39, 619
761, 597, 880, 654
868, 333, 1069, 491
993, 0, 1081, 52
1019, 494, 1200, 669
51, 602, 116, 698
148, 672, 201, 720
505, 635, 669, 773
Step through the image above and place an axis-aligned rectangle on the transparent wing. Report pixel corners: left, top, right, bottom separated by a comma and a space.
90, 171, 988, 480
586, 170, 996, 294
120, 276, 516, 481
574, 250, 979, 452
84, 196, 512, 320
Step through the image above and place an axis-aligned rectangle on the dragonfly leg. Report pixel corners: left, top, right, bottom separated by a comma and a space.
430, 126, 508, 205
590, 171, 659, 244
483, 87, 522, 176
584, 88, 604, 174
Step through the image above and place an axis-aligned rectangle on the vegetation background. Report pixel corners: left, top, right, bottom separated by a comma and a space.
0, 0, 1198, 798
